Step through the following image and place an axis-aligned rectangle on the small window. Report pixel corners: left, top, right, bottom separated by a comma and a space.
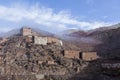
79, 52, 82, 59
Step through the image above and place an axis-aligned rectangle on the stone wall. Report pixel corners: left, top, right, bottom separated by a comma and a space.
82, 52, 98, 61
34, 36, 47, 45
47, 60, 55, 65
47, 37, 63, 46
21, 28, 63, 46
64, 50, 80, 59
33, 36, 63, 46
25, 36, 33, 43
21, 28, 32, 36
38, 60, 56, 65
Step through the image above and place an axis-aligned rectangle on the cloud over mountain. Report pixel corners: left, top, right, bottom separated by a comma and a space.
0, 4, 113, 33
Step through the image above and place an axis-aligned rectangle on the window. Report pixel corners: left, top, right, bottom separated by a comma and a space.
79, 52, 82, 59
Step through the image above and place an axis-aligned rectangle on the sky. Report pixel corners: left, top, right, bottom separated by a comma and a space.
0, 0, 120, 33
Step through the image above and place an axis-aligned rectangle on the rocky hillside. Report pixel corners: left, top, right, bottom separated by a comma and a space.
0, 35, 87, 80
1, 26, 120, 80
88, 27, 120, 58
64, 23, 120, 58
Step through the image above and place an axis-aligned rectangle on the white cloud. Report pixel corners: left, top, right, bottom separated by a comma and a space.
0, 4, 114, 33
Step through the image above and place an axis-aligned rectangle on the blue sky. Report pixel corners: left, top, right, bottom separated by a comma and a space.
0, 0, 120, 33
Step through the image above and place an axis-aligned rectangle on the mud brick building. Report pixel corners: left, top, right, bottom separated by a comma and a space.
81, 52, 98, 61
38, 60, 56, 65
47, 37, 63, 46
63, 50, 98, 61
21, 27, 32, 36
25, 36, 33, 43
33, 36, 63, 46
21, 27, 63, 46
63, 50, 80, 59
47, 37, 59, 43
34, 36, 47, 45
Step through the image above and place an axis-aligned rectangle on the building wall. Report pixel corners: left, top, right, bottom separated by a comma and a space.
22, 28, 32, 36
47, 37, 55, 43
25, 36, 33, 43
55, 40, 63, 46
32, 31, 38, 36
21, 28, 63, 46
64, 50, 80, 59
38, 60, 55, 65
82, 52, 98, 61
47, 37, 63, 46
47, 60, 55, 65
34, 36, 47, 45
59, 40, 63, 46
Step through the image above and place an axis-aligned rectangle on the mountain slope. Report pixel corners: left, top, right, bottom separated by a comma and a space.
0, 27, 54, 38
0, 29, 20, 38
63, 23, 120, 58
89, 27, 120, 58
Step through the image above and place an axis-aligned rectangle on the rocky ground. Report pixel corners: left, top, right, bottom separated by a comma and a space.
0, 36, 88, 80
0, 35, 120, 80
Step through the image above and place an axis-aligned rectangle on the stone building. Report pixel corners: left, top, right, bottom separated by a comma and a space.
21, 27, 63, 46
63, 50, 98, 61
47, 37, 63, 46
80, 52, 98, 61
63, 50, 80, 59
33, 36, 47, 45
33, 36, 63, 46
21, 27, 32, 36
25, 36, 33, 43
38, 60, 55, 65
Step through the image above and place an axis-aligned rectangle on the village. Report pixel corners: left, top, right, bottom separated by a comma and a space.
0, 27, 119, 80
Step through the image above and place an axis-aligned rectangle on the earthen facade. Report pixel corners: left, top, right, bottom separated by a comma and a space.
81, 52, 98, 61
63, 50, 80, 59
